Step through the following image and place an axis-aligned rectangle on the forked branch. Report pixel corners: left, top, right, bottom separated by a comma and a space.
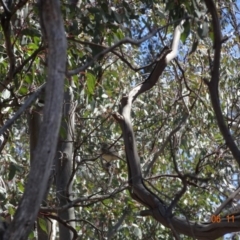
115, 18, 240, 239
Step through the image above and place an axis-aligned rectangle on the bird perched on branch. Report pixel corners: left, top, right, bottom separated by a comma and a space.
100, 143, 123, 162
100, 143, 125, 187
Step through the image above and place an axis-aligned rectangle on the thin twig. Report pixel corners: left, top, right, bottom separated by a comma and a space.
67, 18, 187, 76
0, 84, 45, 136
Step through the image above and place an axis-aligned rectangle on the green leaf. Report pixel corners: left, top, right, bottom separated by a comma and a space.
86, 72, 96, 95
209, 31, 214, 42
189, 37, 199, 54
28, 231, 35, 239
21, 28, 41, 37
25, 74, 33, 84
38, 217, 48, 233
181, 21, 190, 43
113, 11, 122, 23
17, 181, 25, 193
88, 7, 100, 13
27, 42, 39, 50
116, 29, 124, 40
8, 163, 16, 181
165, 1, 174, 11
19, 86, 28, 95
59, 125, 67, 139
8, 205, 15, 216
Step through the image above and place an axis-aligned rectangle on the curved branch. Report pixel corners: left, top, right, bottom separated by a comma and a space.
115, 19, 240, 239
68, 37, 153, 72
203, 0, 240, 167
67, 18, 187, 76
165, 20, 185, 63
66, 26, 166, 76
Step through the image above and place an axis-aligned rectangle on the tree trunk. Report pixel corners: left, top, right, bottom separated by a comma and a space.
55, 86, 76, 240
3, 0, 67, 238
28, 101, 56, 240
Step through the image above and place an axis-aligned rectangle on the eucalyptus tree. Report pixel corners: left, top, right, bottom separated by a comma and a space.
0, 0, 240, 239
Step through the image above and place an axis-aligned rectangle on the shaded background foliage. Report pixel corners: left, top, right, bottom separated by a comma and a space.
0, 0, 240, 239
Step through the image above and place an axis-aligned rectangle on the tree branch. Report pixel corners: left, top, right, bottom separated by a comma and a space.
115, 18, 240, 239
204, 0, 240, 167
67, 18, 187, 76
214, 187, 240, 216
0, 84, 45, 136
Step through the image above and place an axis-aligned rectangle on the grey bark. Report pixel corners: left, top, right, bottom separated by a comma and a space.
28, 102, 47, 240
3, 0, 67, 239
28, 99, 55, 240
55, 87, 76, 240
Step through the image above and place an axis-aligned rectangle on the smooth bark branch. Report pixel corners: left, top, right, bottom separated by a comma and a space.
3, 0, 67, 239
204, 0, 240, 167
165, 20, 185, 63
115, 20, 240, 239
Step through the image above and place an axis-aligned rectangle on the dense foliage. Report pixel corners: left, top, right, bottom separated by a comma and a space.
0, 0, 240, 239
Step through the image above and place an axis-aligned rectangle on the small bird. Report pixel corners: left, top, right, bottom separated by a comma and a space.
101, 143, 122, 162
100, 143, 125, 187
